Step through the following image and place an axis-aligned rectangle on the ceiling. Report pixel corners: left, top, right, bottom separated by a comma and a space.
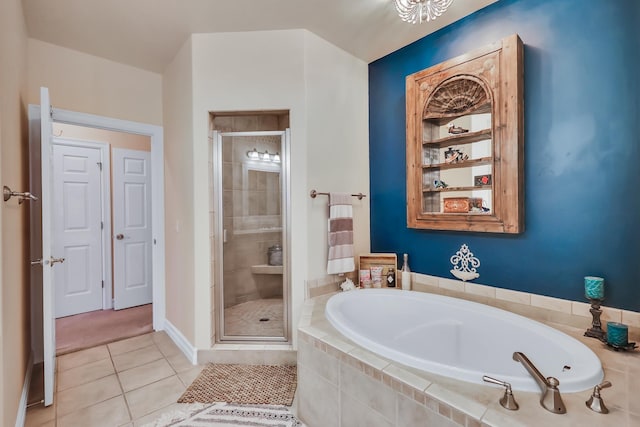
22, 0, 498, 74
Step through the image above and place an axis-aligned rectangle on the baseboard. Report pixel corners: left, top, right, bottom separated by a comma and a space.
15, 351, 34, 427
163, 319, 198, 365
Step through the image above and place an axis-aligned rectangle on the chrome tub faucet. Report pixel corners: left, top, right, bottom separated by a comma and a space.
513, 351, 567, 414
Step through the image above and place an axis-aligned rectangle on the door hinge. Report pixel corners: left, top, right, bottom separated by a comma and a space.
101, 221, 104, 230
102, 280, 104, 289
49, 106, 54, 118
97, 162, 102, 171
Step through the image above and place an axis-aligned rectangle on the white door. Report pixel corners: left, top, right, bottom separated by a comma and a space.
40, 87, 63, 406
52, 143, 104, 317
113, 148, 152, 309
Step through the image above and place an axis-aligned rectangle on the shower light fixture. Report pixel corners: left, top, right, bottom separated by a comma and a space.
247, 148, 260, 159
246, 148, 280, 163
395, 0, 454, 24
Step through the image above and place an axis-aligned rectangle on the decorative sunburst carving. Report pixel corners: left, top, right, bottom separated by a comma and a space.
424, 77, 489, 118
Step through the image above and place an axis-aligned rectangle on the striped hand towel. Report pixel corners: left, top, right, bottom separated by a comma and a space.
327, 193, 355, 274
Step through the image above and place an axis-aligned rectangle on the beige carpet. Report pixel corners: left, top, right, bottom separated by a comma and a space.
178, 364, 297, 406
56, 304, 153, 355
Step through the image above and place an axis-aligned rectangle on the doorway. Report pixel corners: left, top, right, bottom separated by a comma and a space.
49, 124, 154, 353
29, 103, 165, 364
212, 112, 291, 343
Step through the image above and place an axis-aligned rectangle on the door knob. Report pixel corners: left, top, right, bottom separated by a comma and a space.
50, 256, 65, 266
116, 234, 124, 240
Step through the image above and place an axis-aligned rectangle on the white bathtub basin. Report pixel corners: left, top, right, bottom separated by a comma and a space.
325, 289, 603, 392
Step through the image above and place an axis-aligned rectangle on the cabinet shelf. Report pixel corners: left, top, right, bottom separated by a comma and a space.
431, 211, 493, 216
406, 34, 524, 233
422, 157, 492, 171
423, 185, 492, 193
423, 128, 491, 148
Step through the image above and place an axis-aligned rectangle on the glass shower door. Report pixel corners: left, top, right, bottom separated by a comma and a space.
214, 130, 289, 342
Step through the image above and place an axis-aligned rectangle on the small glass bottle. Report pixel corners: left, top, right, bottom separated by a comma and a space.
401, 253, 411, 291
386, 268, 396, 287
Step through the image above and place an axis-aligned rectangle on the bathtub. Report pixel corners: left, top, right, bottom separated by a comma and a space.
325, 289, 603, 393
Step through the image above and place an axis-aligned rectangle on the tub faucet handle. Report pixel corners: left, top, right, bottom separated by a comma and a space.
482, 376, 519, 411
586, 381, 612, 414
512, 351, 566, 414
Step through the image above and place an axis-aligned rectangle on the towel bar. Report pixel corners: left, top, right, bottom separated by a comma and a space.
309, 189, 366, 200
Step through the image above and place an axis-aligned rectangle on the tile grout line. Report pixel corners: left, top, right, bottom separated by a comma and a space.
108, 342, 134, 426
29, 333, 188, 426
119, 346, 190, 422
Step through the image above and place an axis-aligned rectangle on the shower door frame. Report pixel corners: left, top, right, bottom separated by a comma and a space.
213, 129, 291, 343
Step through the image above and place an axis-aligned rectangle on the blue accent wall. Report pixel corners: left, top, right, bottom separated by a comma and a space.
369, 0, 640, 311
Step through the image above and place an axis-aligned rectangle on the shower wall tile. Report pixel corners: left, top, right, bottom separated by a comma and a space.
231, 191, 243, 217
222, 190, 233, 218
232, 166, 242, 190
222, 250, 236, 272
220, 134, 232, 157
213, 116, 233, 133
222, 163, 232, 190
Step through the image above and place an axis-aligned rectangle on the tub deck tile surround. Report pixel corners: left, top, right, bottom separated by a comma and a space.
382, 364, 431, 392
297, 291, 640, 427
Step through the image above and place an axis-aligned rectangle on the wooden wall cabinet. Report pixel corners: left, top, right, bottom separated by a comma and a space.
406, 34, 524, 233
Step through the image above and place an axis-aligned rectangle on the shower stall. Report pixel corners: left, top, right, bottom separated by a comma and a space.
212, 124, 290, 343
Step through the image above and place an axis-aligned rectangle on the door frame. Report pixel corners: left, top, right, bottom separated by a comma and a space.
213, 129, 291, 343
29, 105, 166, 362
52, 137, 113, 311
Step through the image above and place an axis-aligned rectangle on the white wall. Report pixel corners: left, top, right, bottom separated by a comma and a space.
28, 39, 163, 126
191, 30, 307, 348
0, 0, 30, 425
304, 31, 370, 281
182, 29, 369, 349
162, 38, 196, 343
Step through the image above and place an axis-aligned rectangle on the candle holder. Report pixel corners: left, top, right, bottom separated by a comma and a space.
584, 298, 607, 342
605, 321, 637, 352
605, 341, 638, 352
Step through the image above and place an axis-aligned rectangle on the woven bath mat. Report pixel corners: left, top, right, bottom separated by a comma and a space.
178, 364, 297, 406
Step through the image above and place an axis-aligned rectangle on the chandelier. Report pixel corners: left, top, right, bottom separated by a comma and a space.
395, 0, 454, 24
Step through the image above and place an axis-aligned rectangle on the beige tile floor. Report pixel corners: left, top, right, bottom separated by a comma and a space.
25, 331, 204, 427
